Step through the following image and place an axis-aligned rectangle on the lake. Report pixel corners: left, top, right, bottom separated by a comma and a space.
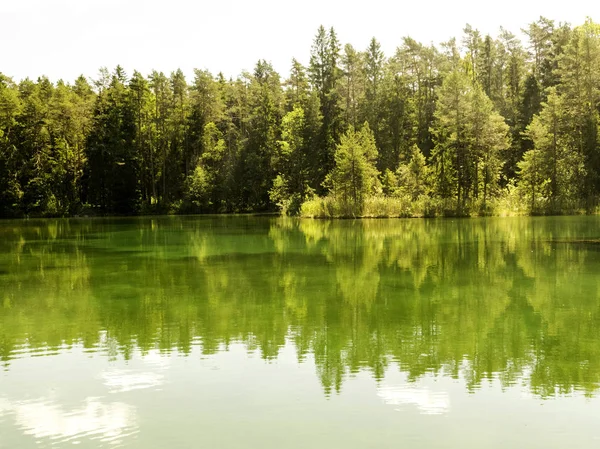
1, 216, 600, 448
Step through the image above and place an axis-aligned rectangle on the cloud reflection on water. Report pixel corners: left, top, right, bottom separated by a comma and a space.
101, 369, 164, 393
377, 383, 450, 415
0, 397, 137, 445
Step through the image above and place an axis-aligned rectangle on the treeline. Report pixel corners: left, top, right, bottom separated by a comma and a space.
1, 18, 599, 217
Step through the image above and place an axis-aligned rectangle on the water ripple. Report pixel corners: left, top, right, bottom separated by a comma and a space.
0, 397, 138, 447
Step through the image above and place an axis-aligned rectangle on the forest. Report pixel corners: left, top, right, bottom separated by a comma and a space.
1, 17, 599, 217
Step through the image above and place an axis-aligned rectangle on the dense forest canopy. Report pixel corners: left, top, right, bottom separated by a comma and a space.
1, 17, 600, 217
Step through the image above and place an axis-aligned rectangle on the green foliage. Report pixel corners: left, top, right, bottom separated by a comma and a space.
186, 164, 211, 210
0, 74, 23, 215
324, 123, 380, 216
520, 89, 586, 213
1, 19, 600, 218
430, 69, 510, 214
397, 144, 430, 200
184, 122, 227, 212
309, 26, 344, 189
516, 149, 549, 213
238, 60, 283, 211
270, 106, 308, 215
380, 169, 398, 196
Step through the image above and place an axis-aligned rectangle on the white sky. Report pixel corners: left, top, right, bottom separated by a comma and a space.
0, 0, 596, 83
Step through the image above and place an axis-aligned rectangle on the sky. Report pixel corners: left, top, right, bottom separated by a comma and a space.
0, 0, 596, 83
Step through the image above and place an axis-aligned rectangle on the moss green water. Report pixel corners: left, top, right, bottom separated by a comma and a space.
1, 216, 600, 448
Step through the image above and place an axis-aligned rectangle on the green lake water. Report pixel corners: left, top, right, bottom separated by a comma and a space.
1, 216, 600, 448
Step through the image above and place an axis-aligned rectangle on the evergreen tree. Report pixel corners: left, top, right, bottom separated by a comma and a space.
86, 67, 139, 214
186, 122, 226, 211
558, 19, 600, 201
432, 70, 510, 211
363, 37, 385, 164
239, 60, 283, 210
523, 89, 585, 211
270, 106, 309, 214
309, 26, 343, 191
431, 69, 471, 208
325, 123, 379, 215
339, 44, 363, 129
0, 74, 22, 215
397, 144, 430, 200
128, 71, 154, 208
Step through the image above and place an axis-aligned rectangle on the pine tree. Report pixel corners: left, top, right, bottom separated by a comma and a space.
325, 123, 379, 215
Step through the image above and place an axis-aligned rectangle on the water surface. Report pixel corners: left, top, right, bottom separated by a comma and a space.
1, 216, 600, 448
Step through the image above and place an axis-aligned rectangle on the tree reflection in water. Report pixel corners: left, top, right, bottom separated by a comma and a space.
1, 216, 600, 397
